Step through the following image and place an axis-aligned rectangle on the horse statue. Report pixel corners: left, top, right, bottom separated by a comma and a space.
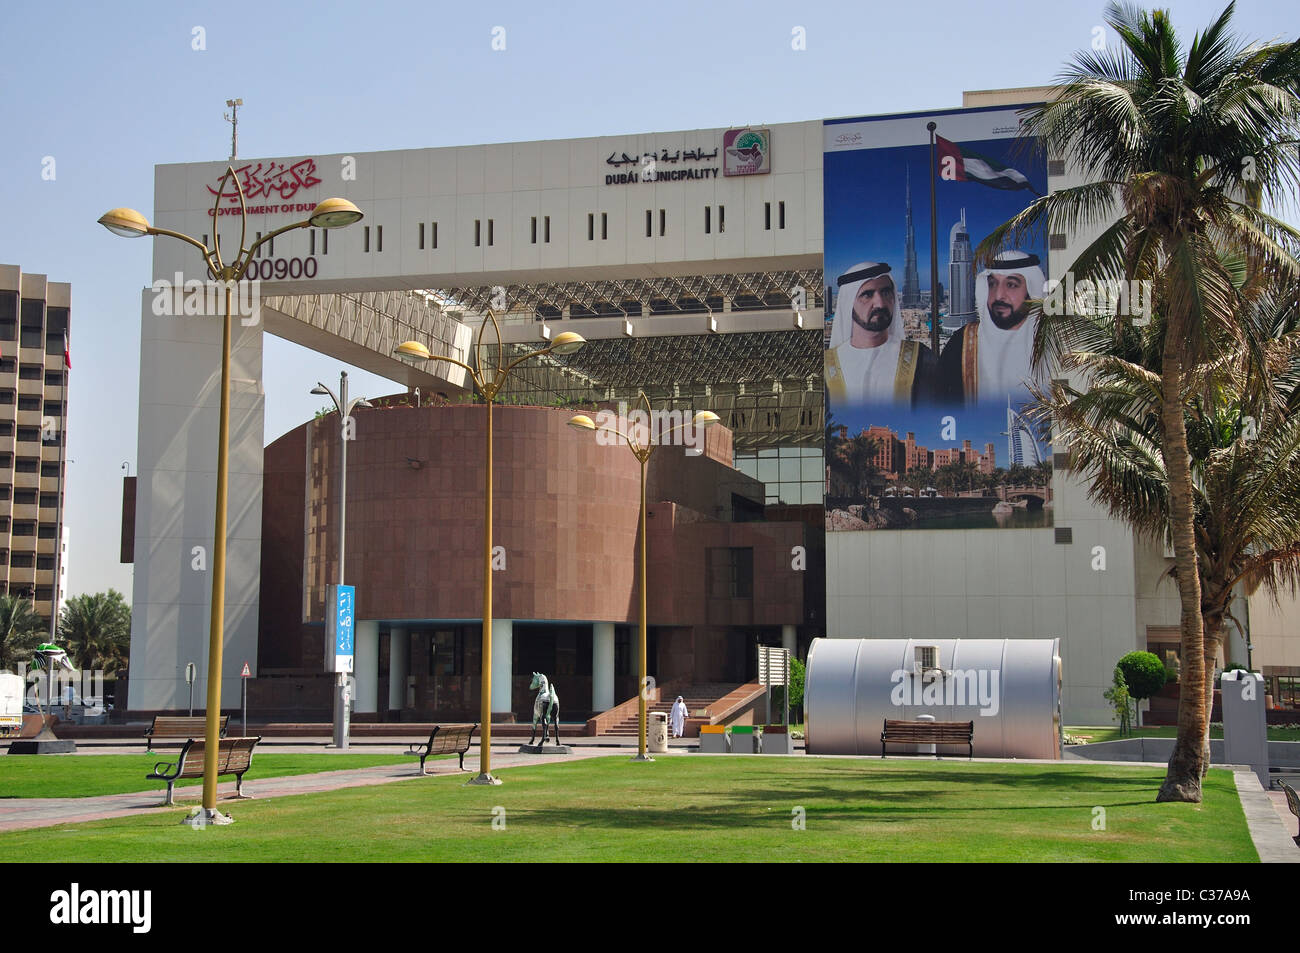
528, 672, 560, 746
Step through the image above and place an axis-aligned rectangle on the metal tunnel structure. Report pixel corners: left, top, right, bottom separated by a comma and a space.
805, 638, 1063, 759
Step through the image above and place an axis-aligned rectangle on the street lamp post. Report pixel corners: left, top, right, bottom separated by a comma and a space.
568, 394, 718, 760
394, 313, 584, 784
311, 371, 372, 750
99, 173, 362, 822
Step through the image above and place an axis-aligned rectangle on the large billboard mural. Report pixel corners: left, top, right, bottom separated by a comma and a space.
823, 106, 1052, 531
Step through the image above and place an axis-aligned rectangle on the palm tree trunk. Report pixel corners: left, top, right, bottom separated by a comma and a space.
1156, 348, 1208, 803
1200, 612, 1225, 778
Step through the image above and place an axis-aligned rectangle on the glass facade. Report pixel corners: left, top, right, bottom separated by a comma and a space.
734, 445, 824, 505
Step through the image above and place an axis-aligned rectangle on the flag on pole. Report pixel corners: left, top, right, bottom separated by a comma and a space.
63, 331, 70, 370
936, 135, 1039, 194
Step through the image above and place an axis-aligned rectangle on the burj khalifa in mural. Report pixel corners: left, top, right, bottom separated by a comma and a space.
901, 168, 921, 309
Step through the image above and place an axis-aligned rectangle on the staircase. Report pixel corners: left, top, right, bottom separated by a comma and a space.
600, 684, 742, 736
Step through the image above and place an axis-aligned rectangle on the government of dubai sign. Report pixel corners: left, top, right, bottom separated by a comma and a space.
205, 158, 323, 216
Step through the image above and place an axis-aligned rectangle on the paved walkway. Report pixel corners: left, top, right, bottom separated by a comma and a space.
0, 744, 664, 833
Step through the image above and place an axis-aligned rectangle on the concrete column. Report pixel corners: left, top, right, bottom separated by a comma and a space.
782, 624, 797, 657
593, 622, 616, 711
491, 619, 514, 718
388, 626, 408, 711
354, 620, 380, 713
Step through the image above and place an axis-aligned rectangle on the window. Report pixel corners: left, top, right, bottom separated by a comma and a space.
530, 217, 537, 244
587, 213, 594, 241
39, 493, 57, 509
765, 202, 771, 230
705, 206, 711, 234
0, 390, 12, 404
40, 462, 59, 477
646, 209, 652, 237
718, 205, 725, 233
601, 212, 607, 240
779, 201, 786, 229
14, 489, 35, 505
322, 228, 329, 255
708, 547, 754, 598
418, 222, 424, 249
431, 222, 438, 249
19, 366, 39, 380
428, 629, 463, 676
44, 401, 62, 416
0, 422, 11, 436
15, 458, 37, 473
16, 427, 40, 444
376, 225, 383, 252
18, 396, 40, 411
37, 556, 53, 571
474, 220, 481, 247
0, 291, 16, 340
0, 358, 13, 372
544, 216, 550, 243
659, 209, 666, 236
13, 521, 35, 537
487, 219, 494, 246
10, 553, 33, 569
310, 229, 317, 255
38, 523, 56, 539
44, 372, 62, 386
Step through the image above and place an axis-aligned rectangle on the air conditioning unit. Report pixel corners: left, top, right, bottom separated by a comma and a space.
914, 645, 940, 677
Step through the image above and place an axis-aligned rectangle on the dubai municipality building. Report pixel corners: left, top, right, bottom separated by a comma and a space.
120, 85, 1300, 727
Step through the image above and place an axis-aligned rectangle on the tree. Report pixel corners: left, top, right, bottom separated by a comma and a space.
0, 594, 43, 671
1104, 666, 1136, 736
1118, 651, 1170, 704
980, 2, 1300, 801
58, 590, 132, 675
1034, 275, 1300, 780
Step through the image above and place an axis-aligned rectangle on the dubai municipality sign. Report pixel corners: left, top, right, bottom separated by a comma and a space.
602, 128, 770, 185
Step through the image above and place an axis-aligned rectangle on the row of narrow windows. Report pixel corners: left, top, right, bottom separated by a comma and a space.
209, 203, 793, 257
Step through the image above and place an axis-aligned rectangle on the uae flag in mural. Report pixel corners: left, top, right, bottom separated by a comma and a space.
936, 135, 1039, 194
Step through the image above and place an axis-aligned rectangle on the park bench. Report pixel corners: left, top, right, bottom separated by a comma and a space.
1280, 780, 1300, 847
144, 715, 228, 752
146, 736, 262, 806
880, 719, 974, 759
407, 724, 478, 775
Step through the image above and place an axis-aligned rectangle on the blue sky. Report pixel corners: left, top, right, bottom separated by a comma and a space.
0, 0, 1294, 598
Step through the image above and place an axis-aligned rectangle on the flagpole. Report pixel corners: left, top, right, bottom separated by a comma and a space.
927, 121, 939, 356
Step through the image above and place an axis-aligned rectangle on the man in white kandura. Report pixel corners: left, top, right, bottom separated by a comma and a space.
670, 695, 688, 739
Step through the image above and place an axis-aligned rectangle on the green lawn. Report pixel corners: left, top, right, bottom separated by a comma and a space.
1066, 725, 1300, 744
0, 752, 417, 798
0, 756, 1256, 862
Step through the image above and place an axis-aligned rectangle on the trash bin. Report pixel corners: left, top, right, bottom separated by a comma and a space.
649, 711, 669, 753
761, 725, 791, 754
730, 725, 757, 753
698, 725, 728, 753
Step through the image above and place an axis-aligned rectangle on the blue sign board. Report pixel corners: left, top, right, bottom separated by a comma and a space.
325, 584, 356, 673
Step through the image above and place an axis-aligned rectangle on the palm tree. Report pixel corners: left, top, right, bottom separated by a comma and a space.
0, 593, 43, 671
1034, 275, 1300, 776
58, 590, 131, 675
979, 2, 1300, 801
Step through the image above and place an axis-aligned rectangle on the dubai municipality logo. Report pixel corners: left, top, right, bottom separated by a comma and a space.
724, 128, 770, 176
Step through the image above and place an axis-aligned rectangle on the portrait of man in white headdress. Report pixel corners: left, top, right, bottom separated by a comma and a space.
937, 250, 1045, 405
825, 262, 936, 407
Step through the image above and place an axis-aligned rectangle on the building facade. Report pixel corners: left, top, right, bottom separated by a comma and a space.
0, 265, 70, 631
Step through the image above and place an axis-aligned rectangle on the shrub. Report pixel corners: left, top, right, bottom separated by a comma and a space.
1103, 666, 1135, 736
1117, 651, 1167, 701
